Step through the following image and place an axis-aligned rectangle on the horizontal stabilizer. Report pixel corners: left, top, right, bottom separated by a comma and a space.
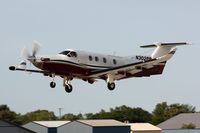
140, 42, 190, 59
140, 42, 189, 48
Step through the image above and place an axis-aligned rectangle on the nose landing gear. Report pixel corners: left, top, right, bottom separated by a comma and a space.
50, 74, 56, 88
63, 77, 73, 93
49, 75, 73, 93
64, 84, 73, 93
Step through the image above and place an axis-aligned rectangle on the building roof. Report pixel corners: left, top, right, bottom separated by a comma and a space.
128, 123, 161, 131
77, 119, 129, 127
33, 121, 70, 128
157, 113, 200, 129
0, 120, 36, 133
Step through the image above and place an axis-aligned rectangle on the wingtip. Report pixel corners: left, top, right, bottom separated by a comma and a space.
9, 66, 16, 71
186, 42, 192, 45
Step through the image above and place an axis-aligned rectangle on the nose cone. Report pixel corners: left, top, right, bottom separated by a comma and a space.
31, 54, 62, 70
31, 55, 53, 70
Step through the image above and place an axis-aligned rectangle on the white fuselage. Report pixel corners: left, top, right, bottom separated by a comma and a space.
33, 49, 145, 79
9, 42, 187, 93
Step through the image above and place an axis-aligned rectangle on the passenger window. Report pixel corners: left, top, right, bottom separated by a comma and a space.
103, 58, 107, 63
95, 56, 99, 62
113, 59, 117, 65
89, 56, 92, 61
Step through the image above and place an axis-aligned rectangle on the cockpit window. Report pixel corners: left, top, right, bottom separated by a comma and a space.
59, 51, 70, 55
59, 51, 77, 58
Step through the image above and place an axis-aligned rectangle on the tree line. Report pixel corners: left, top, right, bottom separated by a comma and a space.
0, 102, 196, 125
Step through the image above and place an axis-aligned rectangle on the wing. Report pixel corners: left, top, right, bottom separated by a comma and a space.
9, 66, 50, 75
89, 50, 174, 80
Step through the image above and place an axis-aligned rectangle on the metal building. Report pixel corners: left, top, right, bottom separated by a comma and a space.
24, 119, 130, 133
157, 113, 200, 133
0, 120, 35, 133
59, 119, 130, 133
23, 121, 70, 133
128, 123, 161, 133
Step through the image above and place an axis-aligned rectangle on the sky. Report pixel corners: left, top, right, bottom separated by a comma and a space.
0, 0, 200, 116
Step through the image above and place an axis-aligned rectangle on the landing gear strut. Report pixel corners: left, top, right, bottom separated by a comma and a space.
50, 74, 56, 88
63, 77, 73, 93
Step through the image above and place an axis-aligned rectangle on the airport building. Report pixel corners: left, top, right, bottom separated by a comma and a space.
23, 119, 130, 133
0, 120, 35, 133
23, 121, 70, 133
128, 123, 161, 133
0, 119, 164, 133
63, 119, 130, 133
157, 113, 200, 133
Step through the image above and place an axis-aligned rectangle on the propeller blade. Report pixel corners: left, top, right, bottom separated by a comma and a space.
20, 47, 30, 59
32, 41, 41, 57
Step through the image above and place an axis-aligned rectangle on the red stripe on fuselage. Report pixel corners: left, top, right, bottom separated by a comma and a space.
42, 62, 88, 76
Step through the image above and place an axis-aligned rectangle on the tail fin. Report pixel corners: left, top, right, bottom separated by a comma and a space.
140, 42, 189, 59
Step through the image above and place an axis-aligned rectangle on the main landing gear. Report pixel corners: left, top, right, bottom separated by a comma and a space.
107, 82, 115, 90
50, 81, 56, 88
106, 74, 116, 91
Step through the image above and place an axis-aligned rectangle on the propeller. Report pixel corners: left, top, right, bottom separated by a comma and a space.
20, 41, 41, 61
32, 41, 41, 57
18, 41, 41, 73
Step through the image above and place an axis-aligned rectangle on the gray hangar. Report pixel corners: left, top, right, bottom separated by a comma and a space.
24, 119, 130, 133
23, 121, 70, 133
59, 119, 130, 133
157, 113, 200, 133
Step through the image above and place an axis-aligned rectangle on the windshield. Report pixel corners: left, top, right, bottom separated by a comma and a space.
59, 50, 77, 57
59, 51, 71, 55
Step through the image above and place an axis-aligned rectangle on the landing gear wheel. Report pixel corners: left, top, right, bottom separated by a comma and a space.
107, 82, 115, 91
65, 84, 73, 93
50, 81, 56, 88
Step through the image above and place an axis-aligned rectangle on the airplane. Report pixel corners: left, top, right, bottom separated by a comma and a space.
9, 42, 189, 93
